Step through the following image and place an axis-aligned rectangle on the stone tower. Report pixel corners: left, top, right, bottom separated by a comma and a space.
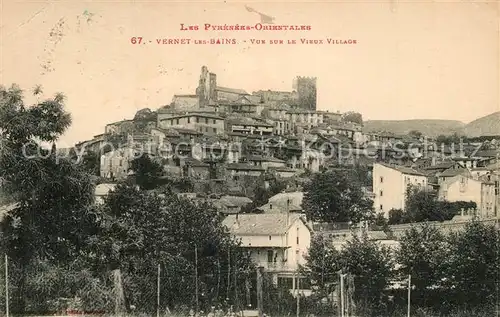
196, 66, 217, 108
295, 76, 317, 111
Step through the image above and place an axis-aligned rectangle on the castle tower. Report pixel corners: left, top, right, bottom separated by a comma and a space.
295, 76, 317, 111
196, 66, 217, 108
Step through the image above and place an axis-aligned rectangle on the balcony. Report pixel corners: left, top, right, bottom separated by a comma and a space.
261, 261, 294, 272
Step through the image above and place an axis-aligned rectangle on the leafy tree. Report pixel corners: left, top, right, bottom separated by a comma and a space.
301, 235, 341, 299
88, 184, 254, 313
80, 150, 101, 176
388, 208, 406, 225
403, 186, 471, 223
396, 224, 447, 308
441, 220, 500, 311
408, 130, 422, 139
0, 84, 97, 313
303, 169, 374, 223
341, 111, 363, 125
372, 212, 391, 234
130, 153, 164, 190
340, 232, 393, 316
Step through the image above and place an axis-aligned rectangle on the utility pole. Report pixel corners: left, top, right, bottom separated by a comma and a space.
296, 272, 300, 317
345, 274, 349, 317
5, 255, 9, 317
195, 245, 199, 314
340, 273, 345, 317
227, 248, 231, 301
157, 264, 161, 317
256, 266, 264, 317
234, 255, 238, 312
407, 274, 411, 317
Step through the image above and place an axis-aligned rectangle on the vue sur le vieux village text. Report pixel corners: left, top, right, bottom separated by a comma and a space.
129, 23, 357, 45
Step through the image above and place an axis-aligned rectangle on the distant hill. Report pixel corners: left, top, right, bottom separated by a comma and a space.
363, 119, 466, 137
462, 111, 500, 137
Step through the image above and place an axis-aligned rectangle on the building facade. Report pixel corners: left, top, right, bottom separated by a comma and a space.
222, 213, 312, 291
158, 113, 225, 135
438, 175, 496, 218
372, 163, 428, 217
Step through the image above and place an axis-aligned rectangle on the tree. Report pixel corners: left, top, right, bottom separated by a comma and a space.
303, 169, 374, 223
88, 184, 255, 313
388, 208, 406, 225
80, 150, 101, 176
340, 232, 393, 316
404, 186, 472, 223
301, 235, 341, 299
130, 153, 164, 190
441, 220, 500, 311
0, 84, 97, 313
408, 130, 422, 139
341, 111, 363, 125
396, 224, 447, 308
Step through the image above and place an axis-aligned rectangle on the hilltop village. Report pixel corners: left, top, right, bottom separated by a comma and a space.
76, 65, 500, 301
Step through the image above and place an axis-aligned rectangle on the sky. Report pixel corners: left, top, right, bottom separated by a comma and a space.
0, 0, 499, 146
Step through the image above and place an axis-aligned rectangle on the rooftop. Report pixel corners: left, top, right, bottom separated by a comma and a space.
226, 163, 265, 171
215, 86, 249, 95
222, 213, 307, 235
378, 163, 426, 176
440, 167, 471, 178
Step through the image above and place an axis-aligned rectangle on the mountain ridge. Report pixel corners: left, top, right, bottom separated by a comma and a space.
363, 111, 500, 137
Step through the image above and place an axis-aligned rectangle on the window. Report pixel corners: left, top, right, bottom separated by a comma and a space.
213, 119, 216, 124
267, 250, 274, 263
176, 119, 179, 125
380, 177, 384, 183
213, 128, 217, 133
196, 117, 199, 123
296, 227, 300, 245
205, 118, 209, 124
269, 235, 272, 240
187, 117, 190, 123
380, 190, 383, 197
380, 204, 383, 210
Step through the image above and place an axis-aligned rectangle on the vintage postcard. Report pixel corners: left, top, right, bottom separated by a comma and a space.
0, 1, 499, 317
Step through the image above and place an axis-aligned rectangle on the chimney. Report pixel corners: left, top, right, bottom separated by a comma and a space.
286, 198, 290, 227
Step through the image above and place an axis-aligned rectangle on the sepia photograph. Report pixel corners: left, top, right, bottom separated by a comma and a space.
0, 1, 499, 316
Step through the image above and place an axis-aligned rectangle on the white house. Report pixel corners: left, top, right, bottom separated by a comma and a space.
222, 213, 312, 294
438, 175, 496, 219
372, 163, 428, 217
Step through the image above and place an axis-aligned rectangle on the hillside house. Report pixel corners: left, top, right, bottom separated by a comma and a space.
227, 118, 274, 136
373, 163, 428, 217
226, 163, 265, 180
246, 155, 286, 170
222, 213, 312, 294
158, 113, 225, 136
438, 175, 496, 218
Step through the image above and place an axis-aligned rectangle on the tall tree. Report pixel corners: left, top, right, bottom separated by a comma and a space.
341, 111, 363, 125
130, 153, 164, 190
89, 184, 254, 313
441, 220, 500, 311
302, 169, 374, 223
0, 84, 97, 313
396, 224, 447, 308
301, 234, 341, 299
340, 232, 393, 316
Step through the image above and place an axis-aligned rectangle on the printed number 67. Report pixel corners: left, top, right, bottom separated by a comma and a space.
131, 37, 143, 44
